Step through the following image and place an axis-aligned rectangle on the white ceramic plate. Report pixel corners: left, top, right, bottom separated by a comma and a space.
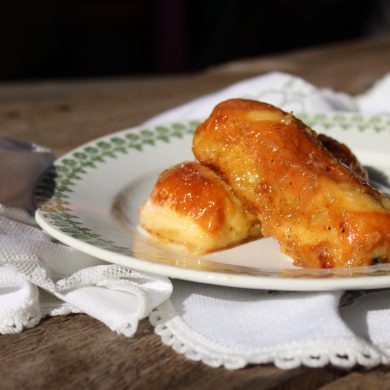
35, 113, 390, 291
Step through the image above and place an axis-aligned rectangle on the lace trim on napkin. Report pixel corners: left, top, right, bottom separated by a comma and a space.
150, 300, 385, 370
0, 284, 41, 334
0, 306, 41, 334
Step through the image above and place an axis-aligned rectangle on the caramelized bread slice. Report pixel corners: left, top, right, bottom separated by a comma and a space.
193, 98, 390, 268
140, 161, 262, 254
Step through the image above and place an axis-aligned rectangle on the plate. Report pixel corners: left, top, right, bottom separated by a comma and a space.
35, 113, 390, 291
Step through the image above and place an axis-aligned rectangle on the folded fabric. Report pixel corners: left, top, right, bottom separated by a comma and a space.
151, 283, 388, 369
145, 71, 357, 125
0, 138, 172, 336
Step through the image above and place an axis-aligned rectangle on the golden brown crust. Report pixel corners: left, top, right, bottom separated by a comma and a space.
140, 161, 262, 255
193, 98, 390, 268
151, 161, 232, 234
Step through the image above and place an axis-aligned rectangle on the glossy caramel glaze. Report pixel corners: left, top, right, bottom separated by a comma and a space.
193, 98, 390, 268
151, 161, 231, 233
140, 161, 261, 254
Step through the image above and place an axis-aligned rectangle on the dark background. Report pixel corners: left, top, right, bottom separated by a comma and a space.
0, 0, 389, 81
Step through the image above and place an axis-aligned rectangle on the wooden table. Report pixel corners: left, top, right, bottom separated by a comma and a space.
1, 34, 390, 389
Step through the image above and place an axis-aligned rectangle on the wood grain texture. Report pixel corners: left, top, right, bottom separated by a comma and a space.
0, 315, 349, 390
1, 34, 390, 389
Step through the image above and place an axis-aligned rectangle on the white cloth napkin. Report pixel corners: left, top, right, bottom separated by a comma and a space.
145, 71, 358, 125
0, 138, 172, 336
2, 71, 390, 370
